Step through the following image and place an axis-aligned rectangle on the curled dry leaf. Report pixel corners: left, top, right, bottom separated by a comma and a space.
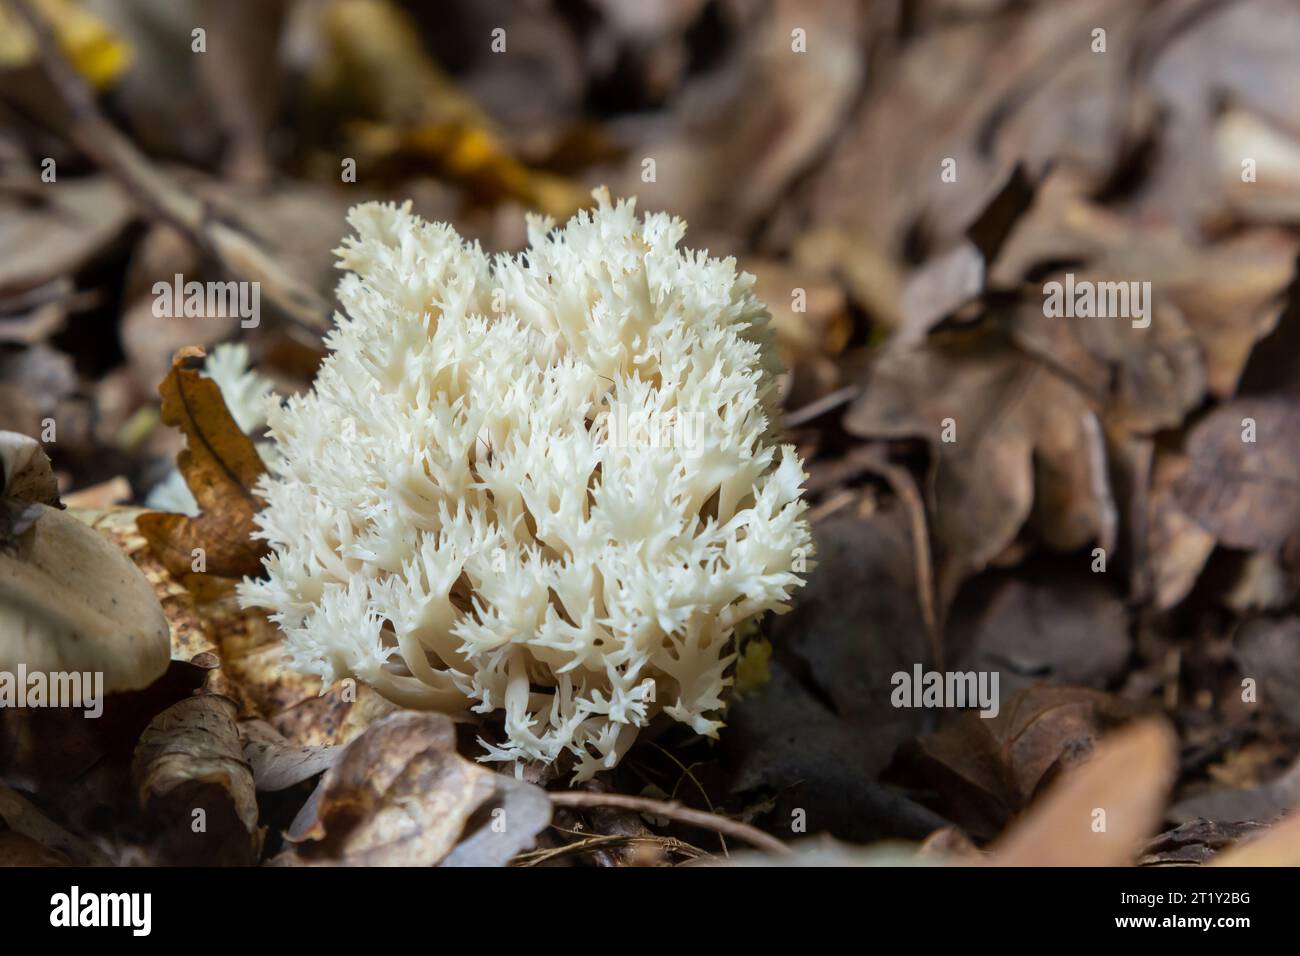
284, 711, 547, 867
131, 694, 261, 865
240, 720, 340, 793
137, 346, 269, 579
988, 719, 1178, 866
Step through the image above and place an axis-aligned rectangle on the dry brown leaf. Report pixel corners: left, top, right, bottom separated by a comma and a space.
0, 177, 133, 296
1233, 617, 1300, 733
131, 694, 261, 865
805, 0, 1146, 321
949, 569, 1130, 698
994, 179, 1297, 400
284, 711, 501, 866
988, 719, 1177, 866
1173, 399, 1300, 552
137, 346, 268, 579
240, 719, 340, 792
440, 773, 553, 867
898, 686, 1136, 839
846, 330, 1110, 607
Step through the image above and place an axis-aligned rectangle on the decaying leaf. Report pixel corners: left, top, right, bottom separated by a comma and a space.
725, 508, 949, 844
0, 178, 133, 296
988, 720, 1177, 866
949, 568, 1130, 698
137, 346, 269, 579
895, 686, 1137, 839
283, 711, 546, 866
1174, 399, 1300, 552
846, 330, 1112, 606
132, 694, 261, 865
440, 773, 553, 868
1140, 820, 1268, 867
240, 719, 340, 792
1233, 617, 1300, 733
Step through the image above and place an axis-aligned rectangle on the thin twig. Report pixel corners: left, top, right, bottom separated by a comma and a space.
514, 832, 705, 867
8, 0, 331, 335
784, 385, 861, 429
549, 791, 791, 856
651, 742, 728, 856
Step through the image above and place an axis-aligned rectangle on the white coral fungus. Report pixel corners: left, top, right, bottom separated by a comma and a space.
238, 189, 813, 781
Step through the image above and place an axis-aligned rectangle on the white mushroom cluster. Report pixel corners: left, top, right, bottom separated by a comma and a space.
238, 190, 812, 780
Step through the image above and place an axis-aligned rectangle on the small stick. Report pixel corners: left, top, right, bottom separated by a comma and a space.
549, 791, 791, 856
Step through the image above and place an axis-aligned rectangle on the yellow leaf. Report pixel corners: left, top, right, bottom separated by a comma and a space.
316, 0, 587, 218
0, 0, 131, 89
733, 635, 773, 697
